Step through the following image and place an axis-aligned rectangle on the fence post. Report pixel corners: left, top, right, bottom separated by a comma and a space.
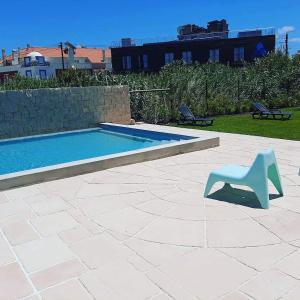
205, 78, 209, 115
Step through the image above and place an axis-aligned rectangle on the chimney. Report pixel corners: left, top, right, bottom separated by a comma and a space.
1, 49, 6, 66
65, 41, 76, 65
12, 49, 19, 65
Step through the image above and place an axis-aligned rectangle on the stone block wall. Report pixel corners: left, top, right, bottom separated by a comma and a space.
0, 86, 131, 139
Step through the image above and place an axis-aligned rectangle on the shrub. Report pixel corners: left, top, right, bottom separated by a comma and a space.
1, 53, 299, 123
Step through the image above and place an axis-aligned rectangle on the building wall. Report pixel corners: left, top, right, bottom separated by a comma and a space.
111, 35, 276, 73
0, 57, 94, 81
0, 86, 131, 139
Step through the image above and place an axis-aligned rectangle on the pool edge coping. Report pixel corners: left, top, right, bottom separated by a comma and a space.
0, 124, 220, 190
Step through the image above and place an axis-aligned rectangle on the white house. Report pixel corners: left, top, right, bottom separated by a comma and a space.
0, 43, 111, 81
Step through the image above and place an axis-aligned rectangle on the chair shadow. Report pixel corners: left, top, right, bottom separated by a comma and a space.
206, 184, 282, 209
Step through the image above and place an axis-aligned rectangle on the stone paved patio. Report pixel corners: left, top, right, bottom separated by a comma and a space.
0, 124, 299, 300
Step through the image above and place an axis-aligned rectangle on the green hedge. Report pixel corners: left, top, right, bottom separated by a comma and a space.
1, 52, 300, 123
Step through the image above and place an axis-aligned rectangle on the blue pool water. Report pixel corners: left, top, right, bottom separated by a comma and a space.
0, 126, 195, 175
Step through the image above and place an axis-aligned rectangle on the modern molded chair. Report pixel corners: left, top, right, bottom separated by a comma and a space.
204, 149, 283, 209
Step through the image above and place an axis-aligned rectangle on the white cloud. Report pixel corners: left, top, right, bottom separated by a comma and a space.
290, 37, 300, 43
278, 26, 295, 35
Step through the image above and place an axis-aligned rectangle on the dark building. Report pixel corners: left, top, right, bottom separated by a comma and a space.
111, 20, 276, 73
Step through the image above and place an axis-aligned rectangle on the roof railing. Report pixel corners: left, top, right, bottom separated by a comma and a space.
111, 27, 276, 48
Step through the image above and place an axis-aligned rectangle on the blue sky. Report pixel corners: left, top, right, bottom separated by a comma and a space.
1, 0, 300, 54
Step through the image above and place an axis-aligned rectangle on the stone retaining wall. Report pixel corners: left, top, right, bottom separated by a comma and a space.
0, 86, 131, 139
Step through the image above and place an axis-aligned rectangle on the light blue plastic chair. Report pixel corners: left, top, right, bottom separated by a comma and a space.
204, 149, 283, 209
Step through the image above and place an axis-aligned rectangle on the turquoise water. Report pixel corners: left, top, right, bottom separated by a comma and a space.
0, 128, 193, 175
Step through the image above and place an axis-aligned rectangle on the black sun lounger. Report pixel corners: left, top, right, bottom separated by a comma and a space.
251, 102, 292, 120
178, 104, 214, 126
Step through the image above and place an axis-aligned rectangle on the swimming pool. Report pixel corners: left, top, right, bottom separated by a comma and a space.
0, 125, 194, 175
0, 124, 219, 190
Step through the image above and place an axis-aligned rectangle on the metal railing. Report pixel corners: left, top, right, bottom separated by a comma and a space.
111, 27, 276, 48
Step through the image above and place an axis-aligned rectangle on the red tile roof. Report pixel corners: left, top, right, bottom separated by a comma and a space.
2, 47, 111, 64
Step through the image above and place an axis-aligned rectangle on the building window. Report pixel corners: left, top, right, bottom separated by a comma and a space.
24, 57, 31, 67
36, 56, 45, 65
234, 47, 245, 62
25, 70, 32, 77
165, 52, 174, 65
182, 51, 192, 64
39, 70, 47, 80
142, 54, 148, 69
138, 54, 148, 69
209, 49, 220, 63
122, 56, 132, 70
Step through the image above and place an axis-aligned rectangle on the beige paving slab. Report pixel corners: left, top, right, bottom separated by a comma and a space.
14, 236, 75, 273
106, 229, 132, 241
30, 259, 86, 290
80, 273, 121, 300
40, 279, 91, 300
276, 250, 300, 279
125, 238, 191, 267
134, 198, 175, 215
158, 248, 256, 300
22, 295, 40, 300
2, 220, 39, 246
80, 260, 160, 300
284, 185, 300, 198
76, 182, 141, 198
0, 234, 15, 266
0, 262, 33, 299
23, 193, 50, 204
160, 190, 204, 206
29, 195, 69, 216
147, 183, 181, 198
0, 200, 33, 221
92, 206, 156, 236
0, 193, 9, 204
151, 294, 173, 300
289, 239, 300, 248
58, 225, 91, 245
240, 269, 298, 300
37, 176, 85, 202
273, 196, 300, 214
207, 218, 280, 247
127, 253, 154, 272
4, 185, 40, 201
163, 204, 205, 221
220, 243, 296, 271
84, 170, 147, 184
31, 211, 78, 237
281, 284, 300, 300
205, 205, 250, 221
69, 233, 134, 269
236, 204, 284, 218
145, 268, 206, 300
117, 190, 156, 205
75, 194, 131, 217
72, 215, 105, 234
136, 217, 204, 246
256, 210, 300, 242
220, 291, 252, 300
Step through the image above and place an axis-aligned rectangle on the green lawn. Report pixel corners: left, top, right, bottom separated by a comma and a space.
175, 107, 300, 141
